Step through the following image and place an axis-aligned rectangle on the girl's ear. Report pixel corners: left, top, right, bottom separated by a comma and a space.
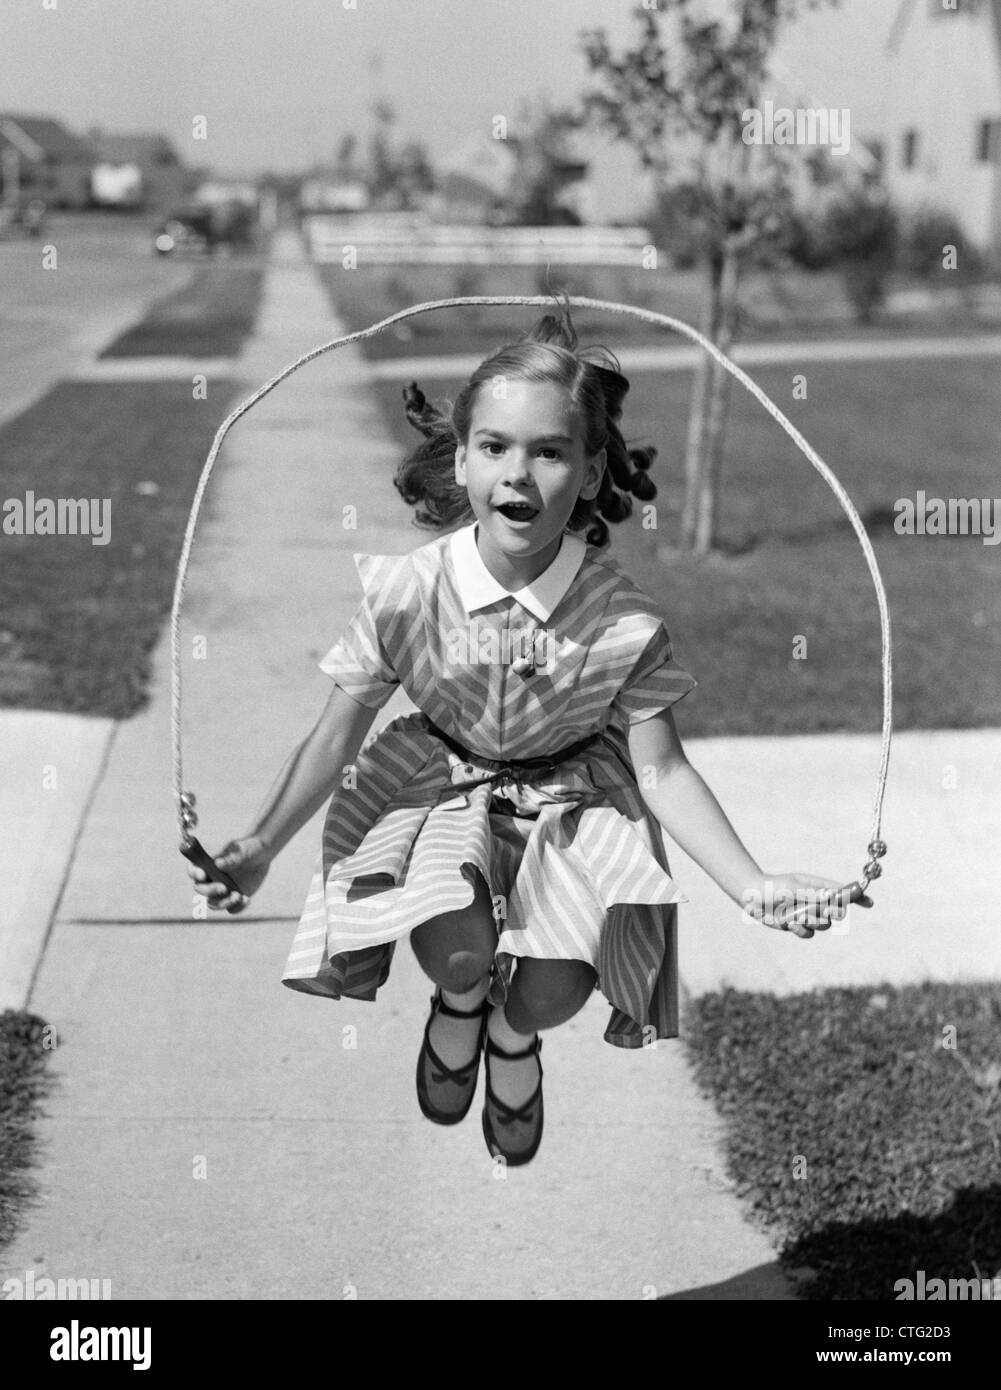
454, 442, 467, 486
579, 448, 605, 502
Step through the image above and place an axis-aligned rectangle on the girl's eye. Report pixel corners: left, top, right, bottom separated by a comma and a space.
478, 442, 562, 460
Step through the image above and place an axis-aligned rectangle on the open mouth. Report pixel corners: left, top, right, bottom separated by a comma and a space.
495, 502, 540, 523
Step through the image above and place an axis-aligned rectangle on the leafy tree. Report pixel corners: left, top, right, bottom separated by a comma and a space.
581, 0, 839, 555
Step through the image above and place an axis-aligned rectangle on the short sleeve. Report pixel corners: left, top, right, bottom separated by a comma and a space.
610, 623, 697, 726
318, 556, 402, 709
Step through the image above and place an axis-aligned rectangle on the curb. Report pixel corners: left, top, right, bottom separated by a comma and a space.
0, 713, 116, 1011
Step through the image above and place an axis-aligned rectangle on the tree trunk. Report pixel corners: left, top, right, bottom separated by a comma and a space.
692, 241, 741, 555
680, 251, 724, 550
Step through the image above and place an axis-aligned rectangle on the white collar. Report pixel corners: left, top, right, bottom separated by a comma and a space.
448, 522, 586, 623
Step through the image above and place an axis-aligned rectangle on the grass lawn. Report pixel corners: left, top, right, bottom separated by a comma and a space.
683, 984, 1001, 1301
0, 1012, 55, 1251
0, 380, 240, 717
99, 259, 265, 359
367, 355, 1000, 737
1, 249, 265, 716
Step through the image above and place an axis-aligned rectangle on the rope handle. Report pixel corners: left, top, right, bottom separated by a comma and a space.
170, 294, 892, 901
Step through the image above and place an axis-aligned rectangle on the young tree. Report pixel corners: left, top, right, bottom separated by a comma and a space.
508, 99, 589, 226
334, 133, 360, 179
364, 103, 436, 211
368, 99, 399, 206
581, 0, 838, 555
395, 139, 437, 208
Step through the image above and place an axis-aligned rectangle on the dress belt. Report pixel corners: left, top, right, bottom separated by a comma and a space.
424, 718, 602, 782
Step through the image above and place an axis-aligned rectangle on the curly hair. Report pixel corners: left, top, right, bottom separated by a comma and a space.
393, 300, 656, 548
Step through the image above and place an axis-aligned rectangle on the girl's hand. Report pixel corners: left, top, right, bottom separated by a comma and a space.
188, 835, 272, 914
744, 873, 873, 940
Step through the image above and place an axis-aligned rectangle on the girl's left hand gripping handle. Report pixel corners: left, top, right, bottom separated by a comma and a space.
180, 836, 244, 895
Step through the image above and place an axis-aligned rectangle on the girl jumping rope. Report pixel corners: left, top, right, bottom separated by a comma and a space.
189, 303, 871, 1167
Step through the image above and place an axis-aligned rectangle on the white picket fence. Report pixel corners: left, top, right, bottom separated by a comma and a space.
302, 214, 653, 266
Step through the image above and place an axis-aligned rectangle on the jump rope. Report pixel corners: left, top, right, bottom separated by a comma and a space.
171, 295, 892, 928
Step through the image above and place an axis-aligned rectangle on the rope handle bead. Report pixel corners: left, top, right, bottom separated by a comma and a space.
861, 837, 889, 886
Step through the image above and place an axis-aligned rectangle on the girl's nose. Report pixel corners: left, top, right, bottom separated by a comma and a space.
504, 450, 533, 483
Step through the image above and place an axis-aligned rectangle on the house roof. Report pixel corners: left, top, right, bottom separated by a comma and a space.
0, 113, 93, 162
439, 131, 517, 196
91, 132, 179, 164
887, 0, 1001, 57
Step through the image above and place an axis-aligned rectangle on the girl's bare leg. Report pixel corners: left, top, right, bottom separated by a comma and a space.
410, 870, 497, 1069
488, 959, 597, 1107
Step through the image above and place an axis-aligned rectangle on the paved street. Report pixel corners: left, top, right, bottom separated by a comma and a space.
0, 214, 191, 427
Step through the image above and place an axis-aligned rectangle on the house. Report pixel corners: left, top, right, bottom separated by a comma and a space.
882, 0, 1001, 253
429, 131, 518, 224
88, 130, 188, 211
0, 113, 94, 208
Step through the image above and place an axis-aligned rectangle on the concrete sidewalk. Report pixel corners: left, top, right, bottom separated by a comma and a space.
675, 728, 1001, 997
0, 715, 114, 1012
2, 228, 997, 1300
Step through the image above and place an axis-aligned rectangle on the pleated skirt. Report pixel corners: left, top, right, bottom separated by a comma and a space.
281, 712, 687, 1048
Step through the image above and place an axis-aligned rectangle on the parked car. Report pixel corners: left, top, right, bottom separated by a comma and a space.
153, 200, 256, 256
153, 204, 214, 256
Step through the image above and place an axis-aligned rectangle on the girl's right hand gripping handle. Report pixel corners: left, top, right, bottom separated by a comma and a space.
180, 836, 244, 895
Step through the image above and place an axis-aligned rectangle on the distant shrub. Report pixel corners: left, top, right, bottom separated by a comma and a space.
821, 187, 900, 324
900, 208, 984, 281
786, 210, 837, 272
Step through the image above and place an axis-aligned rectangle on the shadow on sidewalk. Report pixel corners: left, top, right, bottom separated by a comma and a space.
659, 1260, 795, 1300
661, 1187, 1001, 1300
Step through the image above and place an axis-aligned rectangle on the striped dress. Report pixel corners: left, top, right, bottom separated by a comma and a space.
282, 521, 697, 1048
